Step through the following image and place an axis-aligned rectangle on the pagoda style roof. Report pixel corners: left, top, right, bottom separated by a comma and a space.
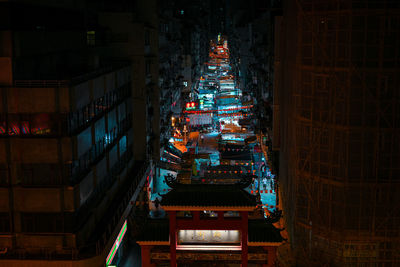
160, 183, 257, 211
136, 219, 169, 244
248, 219, 284, 244
220, 144, 252, 161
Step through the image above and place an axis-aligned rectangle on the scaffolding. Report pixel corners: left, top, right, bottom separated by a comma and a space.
277, 0, 400, 266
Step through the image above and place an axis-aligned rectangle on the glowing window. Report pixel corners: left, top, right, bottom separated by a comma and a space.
87, 31, 95, 46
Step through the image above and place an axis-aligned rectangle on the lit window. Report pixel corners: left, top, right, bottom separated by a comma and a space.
31, 113, 52, 135
87, 31, 95, 46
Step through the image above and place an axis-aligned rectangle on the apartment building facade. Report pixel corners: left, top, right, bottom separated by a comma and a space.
0, 1, 155, 266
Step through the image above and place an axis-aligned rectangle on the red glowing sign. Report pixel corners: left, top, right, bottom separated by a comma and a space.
186, 102, 196, 110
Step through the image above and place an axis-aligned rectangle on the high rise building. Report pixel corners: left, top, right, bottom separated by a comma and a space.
0, 1, 157, 266
275, 0, 400, 266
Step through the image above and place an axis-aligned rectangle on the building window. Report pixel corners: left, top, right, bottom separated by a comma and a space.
160, 23, 169, 33
30, 113, 53, 135
7, 114, 20, 135
21, 213, 63, 233
144, 30, 150, 45
19, 164, 61, 186
0, 163, 8, 186
87, 31, 95, 46
0, 213, 10, 233
145, 60, 151, 76
3, 113, 54, 136
0, 114, 6, 135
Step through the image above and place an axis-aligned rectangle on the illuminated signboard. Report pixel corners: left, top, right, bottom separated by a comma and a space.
223, 40, 228, 49
186, 102, 196, 110
178, 230, 240, 245
106, 220, 127, 266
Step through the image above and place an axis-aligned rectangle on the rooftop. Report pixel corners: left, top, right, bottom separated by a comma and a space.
160, 183, 257, 210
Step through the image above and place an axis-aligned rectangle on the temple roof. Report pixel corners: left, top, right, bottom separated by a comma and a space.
248, 219, 284, 243
136, 219, 169, 242
220, 148, 252, 161
160, 183, 257, 209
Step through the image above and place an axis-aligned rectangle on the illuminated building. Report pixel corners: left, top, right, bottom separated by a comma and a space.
158, 3, 184, 152
136, 183, 283, 266
0, 1, 155, 266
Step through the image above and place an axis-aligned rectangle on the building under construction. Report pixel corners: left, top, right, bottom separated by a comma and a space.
275, 0, 400, 266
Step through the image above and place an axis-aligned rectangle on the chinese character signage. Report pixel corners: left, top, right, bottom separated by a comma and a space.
178, 230, 240, 244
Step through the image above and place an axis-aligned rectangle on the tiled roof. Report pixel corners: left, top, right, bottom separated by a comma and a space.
136, 219, 169, 242
160, 184, 257, 208
220, 150, 252, 161
248, 219, 284, 243
220, 143, 252, 161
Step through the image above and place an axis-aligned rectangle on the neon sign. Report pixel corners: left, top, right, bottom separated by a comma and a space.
186, 102, 196, 110
106, 220, 127, 266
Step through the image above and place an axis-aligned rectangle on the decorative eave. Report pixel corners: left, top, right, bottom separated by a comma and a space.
248, 241, 283, 246
162, 205, 256, 211
137, 241, 170, 245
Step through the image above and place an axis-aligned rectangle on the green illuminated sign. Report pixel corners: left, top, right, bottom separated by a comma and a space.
106, 220, 127, 266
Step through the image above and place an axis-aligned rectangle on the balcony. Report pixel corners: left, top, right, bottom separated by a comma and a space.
84, 160, 149, 258
67, 82, 131, 135
1, 160, 149, 261
68, 114, 133, 185
0, 113, 68, 138
13, 62, 131, 88
74, 146, 134, 231
13, 80, 69, 88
